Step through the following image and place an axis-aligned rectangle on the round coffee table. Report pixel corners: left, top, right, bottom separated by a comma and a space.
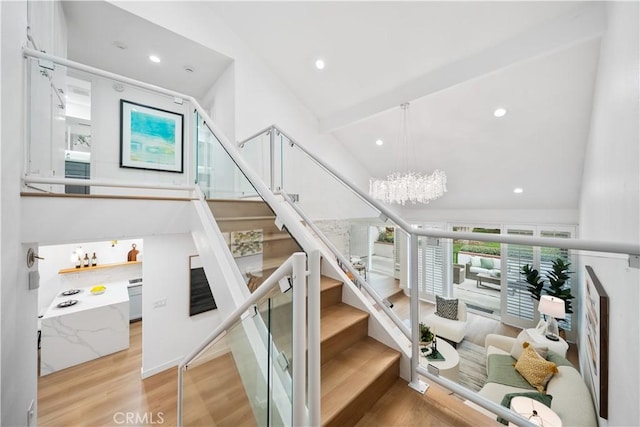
419, 337, 460, 382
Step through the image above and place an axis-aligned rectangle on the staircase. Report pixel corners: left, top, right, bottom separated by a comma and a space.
320, 276, 401, 426
207, 199, 302, 292
208, 199, 401, 425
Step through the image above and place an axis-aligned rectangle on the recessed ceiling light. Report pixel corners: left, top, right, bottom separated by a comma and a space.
375, 139, 384, 146
314, 58, 325, 70
494, 108, 507, 118
149, 55, 161, 63
514, 187, 524, 194
184, 65, 195, 73
113, 41, 127, 50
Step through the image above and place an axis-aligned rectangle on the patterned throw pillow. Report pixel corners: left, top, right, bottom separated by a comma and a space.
514, 345, 558, 392
436, 296, 458, 320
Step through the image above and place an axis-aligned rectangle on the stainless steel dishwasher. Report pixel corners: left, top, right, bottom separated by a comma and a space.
128, 278, 143, 322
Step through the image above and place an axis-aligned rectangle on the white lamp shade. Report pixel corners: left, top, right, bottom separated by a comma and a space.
538, 295, 566, 319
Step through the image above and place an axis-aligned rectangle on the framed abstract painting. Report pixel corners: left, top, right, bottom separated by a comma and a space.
120, 100, 184, 173
584, 265, 609, 419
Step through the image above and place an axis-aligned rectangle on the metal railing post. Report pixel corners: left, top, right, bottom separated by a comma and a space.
292, 253, 307, 426
308, 250, 322, 426
408, 233, 428, 393
269, 127, 276, 191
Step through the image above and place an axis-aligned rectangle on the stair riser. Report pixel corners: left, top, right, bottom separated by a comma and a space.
207, 200, 274, 218
321, 286, 342, 309
323, 359, 399, 427
216, 218, 280, 233
321, 318, 368, 365
263, 238, 301, 257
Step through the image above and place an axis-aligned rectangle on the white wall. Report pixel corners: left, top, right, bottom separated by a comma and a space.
37, 239, 143, 315
578, 2, 639, 425
88, 79, 194, 194
203, 62, 236, 144
141, 233, 221, 378
2, 1, 39, 424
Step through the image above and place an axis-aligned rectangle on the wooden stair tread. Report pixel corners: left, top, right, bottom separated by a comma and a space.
320, 276, 343, 292
320, 303, 369, 343
262, 233, 294, 242
321, 337, 401, 424
215, 215, 275, 222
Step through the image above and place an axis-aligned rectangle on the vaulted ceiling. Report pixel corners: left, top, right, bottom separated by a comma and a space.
64, 1, 605, 210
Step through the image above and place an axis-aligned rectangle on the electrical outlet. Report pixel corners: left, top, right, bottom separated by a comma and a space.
153, 299, 167, 308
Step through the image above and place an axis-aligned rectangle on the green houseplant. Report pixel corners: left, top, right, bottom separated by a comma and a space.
419, 322, 434, 344
521, 258, 574, 316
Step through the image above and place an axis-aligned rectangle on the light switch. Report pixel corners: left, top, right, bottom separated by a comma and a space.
28, 271, 40, 290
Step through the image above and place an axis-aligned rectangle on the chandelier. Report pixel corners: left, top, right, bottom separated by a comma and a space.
369, 103, 447, 205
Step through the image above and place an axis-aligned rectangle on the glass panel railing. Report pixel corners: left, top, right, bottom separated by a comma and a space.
239, 130, 273, 191
196, 113, 259, 199
197, 118, 303, 293
273, 131, 411, 332
258, 281, 294, 424
25, 56, 194, 197
181, 285, 293, 426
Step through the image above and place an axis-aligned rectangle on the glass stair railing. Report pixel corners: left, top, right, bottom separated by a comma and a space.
195, 114, 303, 293
181, 282, 293, 426
179, 252, 315, 427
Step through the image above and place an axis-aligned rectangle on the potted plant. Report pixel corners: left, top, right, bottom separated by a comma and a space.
419, 322, 434, 345
521, 258, 574, 335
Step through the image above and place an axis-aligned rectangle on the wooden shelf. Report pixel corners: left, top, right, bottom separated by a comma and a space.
58, 261, 141, 275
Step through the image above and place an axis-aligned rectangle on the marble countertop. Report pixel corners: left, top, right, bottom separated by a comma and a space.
42, 280, 130, 319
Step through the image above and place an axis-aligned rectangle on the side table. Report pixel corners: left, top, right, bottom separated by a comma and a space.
453, 264, 465, 284
509, 396, 562, 426
525, 328, 568, 357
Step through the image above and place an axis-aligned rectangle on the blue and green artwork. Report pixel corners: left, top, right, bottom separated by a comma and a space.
129, 110, 176, 166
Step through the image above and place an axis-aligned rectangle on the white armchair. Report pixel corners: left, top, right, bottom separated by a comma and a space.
424, 301, 468, 346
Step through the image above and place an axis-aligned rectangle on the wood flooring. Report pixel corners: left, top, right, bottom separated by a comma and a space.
37, 293, 577, 426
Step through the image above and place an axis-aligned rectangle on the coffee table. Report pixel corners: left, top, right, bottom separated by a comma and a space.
476, 273, 501, 291
419, 337, 460, 382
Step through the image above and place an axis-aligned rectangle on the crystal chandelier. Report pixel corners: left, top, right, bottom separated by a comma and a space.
369, 103, 447, 205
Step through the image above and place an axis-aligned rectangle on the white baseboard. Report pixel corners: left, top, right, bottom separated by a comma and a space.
141, 356, 183, 379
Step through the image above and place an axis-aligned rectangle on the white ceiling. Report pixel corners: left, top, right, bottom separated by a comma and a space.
62, 1, 232, 98
63, 1, 606, 210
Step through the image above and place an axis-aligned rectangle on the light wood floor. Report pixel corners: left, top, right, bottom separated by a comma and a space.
38, 297, 577, 426
38, 321, 179, 426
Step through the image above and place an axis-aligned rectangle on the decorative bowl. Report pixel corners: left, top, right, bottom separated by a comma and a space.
90, 285, 106, 295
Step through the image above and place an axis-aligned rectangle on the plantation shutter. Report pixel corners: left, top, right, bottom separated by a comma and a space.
417, 232, 444, 299
504, 228, 535, 322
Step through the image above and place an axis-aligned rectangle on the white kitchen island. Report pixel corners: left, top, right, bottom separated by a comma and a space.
40, 280, 130, 376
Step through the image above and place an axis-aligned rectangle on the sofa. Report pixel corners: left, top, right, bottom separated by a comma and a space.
457, 252, 501, 281
478, 333, 597, 427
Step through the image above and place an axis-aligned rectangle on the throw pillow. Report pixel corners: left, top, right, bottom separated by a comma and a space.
510, 330, 548, 360
514, 345, 558, 392
496, 392, 553, 425
435, 295, 458, 320
470, 256, 481, 267
480, 257, 494, 269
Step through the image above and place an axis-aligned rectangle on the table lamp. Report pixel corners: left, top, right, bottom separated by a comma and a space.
538, 295, 565, 341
